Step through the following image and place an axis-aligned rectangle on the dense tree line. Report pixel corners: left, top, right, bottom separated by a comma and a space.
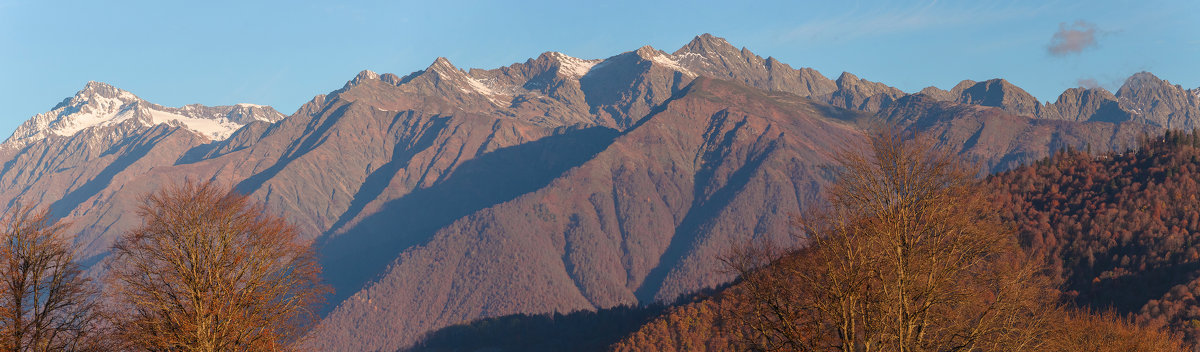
408, 304, 668, 352
989, 129, 1200, 345
614, 130, 1190, 351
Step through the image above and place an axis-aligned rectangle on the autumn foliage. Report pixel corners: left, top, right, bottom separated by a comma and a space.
0, 205, 109, 351
615, 130, 1188, 351
722, 131, 1057, 351
1043, 309, 1183, 352
989, 129, 1200, 346
106, 180, 328, 351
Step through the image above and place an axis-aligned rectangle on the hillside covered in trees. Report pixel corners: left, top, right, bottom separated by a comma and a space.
989, 130, 1200, 345
610, 130, 1200, 351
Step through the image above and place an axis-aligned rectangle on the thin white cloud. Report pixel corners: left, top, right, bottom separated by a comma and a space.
777, 1, 1051, 43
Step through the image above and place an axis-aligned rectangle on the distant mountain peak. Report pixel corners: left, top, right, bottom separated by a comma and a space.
356, 69, 381, 81
429, 57, 457, 72
544, 51, 599, 78
634, 46, 697, 77
77, 81, 135, 100
1126, 71, 1162, 83
836, 71, 860, 84
674, 33, 737, 56
2, 82, 283, 150
1118, 71, 1172, 98
1114, 71, 1200, 129
417, 56, 510, 106
951, 78, 1040, 116
341, 70, 382, 90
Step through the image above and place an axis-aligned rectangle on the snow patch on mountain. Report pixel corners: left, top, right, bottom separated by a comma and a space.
649, 53, 696, 77
2, 82, 283, 150
463, 75, 497, 96
549, 52, 599, 78
463, 76, 507, 107
46, 96, 138, 137
427, 57, 510, 106
673, 52, 712, 68
50, 108, 137, 137
634, 47, 697, 78
147, 109, 246, 140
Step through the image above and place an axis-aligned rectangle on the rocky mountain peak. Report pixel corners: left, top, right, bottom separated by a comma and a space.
1115, 71, 1200, 128
218, 103, 286, 125
950, 80, 978, 94
3, 82, 282, 150
825, 71, 905, 111
1118, 71, 1168, 96
1042, 86, 1127, 122
355, 69, 381, 82
429, 57, 458, 73
544, 51, 599, 78
77, 81, 135, 101
833, 71, 903, 96
673, 33, 738, 56
954, 78, 1040, 116
339, 70, 384, 92
633, 45, 696, 77
917, 86, 955, 101
1063, 86, 1117, 101
835, 72, 861, 85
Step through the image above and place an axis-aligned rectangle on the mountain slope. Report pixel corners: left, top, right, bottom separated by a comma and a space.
302, 77, 867, 351
0, 83, 284, 259
0, 34, 1193, 351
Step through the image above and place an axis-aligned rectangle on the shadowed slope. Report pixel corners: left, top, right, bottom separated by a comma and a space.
303, 77, 867, 351
317, 125, 621, 310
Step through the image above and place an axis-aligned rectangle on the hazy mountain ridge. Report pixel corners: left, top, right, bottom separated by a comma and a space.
879, 94, 1162, 172
0, 34, 1195, 351
918, 72, 1200, 129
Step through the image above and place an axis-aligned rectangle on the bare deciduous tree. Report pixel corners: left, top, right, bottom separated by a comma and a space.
726, 130, 1057, 351
0, 204, 108, 351
107, 180, 329, 351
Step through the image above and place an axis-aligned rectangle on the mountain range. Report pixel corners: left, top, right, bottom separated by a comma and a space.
3, 34, 1197, 351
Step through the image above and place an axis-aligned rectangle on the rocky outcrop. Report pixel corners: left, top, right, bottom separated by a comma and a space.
950, 79, 1042, 117
1116, 72, 1200, 129
672, 33, 838, 99
1042, 87, 1129, 123
822, 72, 905, 111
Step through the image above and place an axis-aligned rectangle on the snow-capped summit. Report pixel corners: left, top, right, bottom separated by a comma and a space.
422, 57, 509, 106
634, 46, 697, 78
545, 52, 600, 78
2, 82, 285, 150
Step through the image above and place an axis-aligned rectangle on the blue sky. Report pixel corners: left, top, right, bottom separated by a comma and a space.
1, 0, 1196, 138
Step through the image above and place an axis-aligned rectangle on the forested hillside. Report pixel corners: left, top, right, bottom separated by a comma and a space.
989, 129, 1200, 345
612, 130, 1200, 351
